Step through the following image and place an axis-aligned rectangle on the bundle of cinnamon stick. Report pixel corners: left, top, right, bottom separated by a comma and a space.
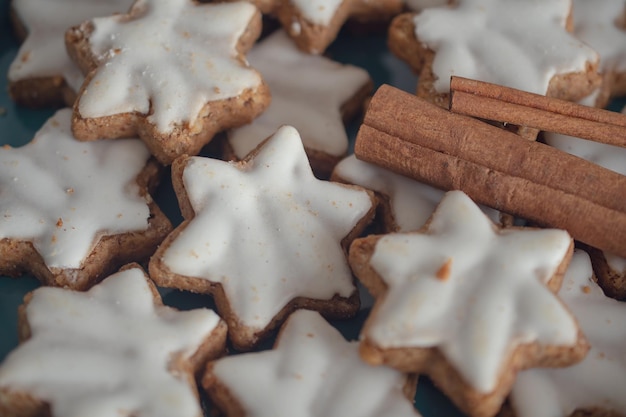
354, 79, 626, 257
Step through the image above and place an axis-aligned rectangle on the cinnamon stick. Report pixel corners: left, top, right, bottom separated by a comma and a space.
449, 76, 626, 148
355, 84, 626, 257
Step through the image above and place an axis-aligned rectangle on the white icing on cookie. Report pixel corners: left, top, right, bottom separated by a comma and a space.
9, 0, 131, 92
161, 126, 373, 330
511, 250, 626, 417
291, 0, 344, 26
0, 108, 150, 269
604, 252, 626, 275
414, 0, 599, 94
573, 0, 626, 74
365, 191, 576, 393
0, 266, 223, 417
78, 0, 263, 133
210, 309, 421, 417
333, 154, 501, 232
228, 30, 370, 159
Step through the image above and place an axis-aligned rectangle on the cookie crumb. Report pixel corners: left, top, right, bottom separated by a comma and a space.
581, 285, 591, 294
0, 107, 6, 116
436, 258, 453, 281
56, 218, 63, 228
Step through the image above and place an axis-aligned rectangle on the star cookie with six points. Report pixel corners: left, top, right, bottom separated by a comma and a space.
348, 190, 588, 417
149, 125, 376, 350
202, 309, 421, 417
65, 0, 270, 165
0, 109, 172, 290
0, 265, 227, 417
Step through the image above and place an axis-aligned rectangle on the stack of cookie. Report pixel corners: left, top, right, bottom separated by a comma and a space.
0, 1, 625, 417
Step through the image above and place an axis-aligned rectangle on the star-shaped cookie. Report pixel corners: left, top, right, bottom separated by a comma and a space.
223, 0, 403, 54
226, 30, 372, 178
8, 0, 131, 107
65, 0, 270, 165
511, 250, 626, 417
0, 108, 172, 290
0, 265, 227, 417
388, 0, 600, 107
202, 309, 421, 417
149, 125, 376, 350
348, 190, 586, 417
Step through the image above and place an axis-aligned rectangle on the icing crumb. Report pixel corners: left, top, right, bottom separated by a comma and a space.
436, 258, 453, 281
65, 188, 74, 194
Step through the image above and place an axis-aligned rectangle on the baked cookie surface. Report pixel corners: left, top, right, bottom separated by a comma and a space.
0, 265, 227, 417
8, 0, 131, 107
225, 30, 372, 178
203, 309, 421, 417
0, 108, 171, 290
510, 250, 626, 417
66, 0, 270, 165
389, 0, 600, 108
150, 125, 376, 350
349, 191, 585, 417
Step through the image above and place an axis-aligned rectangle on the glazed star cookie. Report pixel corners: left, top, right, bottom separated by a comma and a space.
65, 0, 270, 165
0, 265, 227, 417
224, 30, 372, 179
331, 154, 505, 233
8, 0, 131, 108
348, 191, 587, 417
543, 105, 626, 300
225, 0, 403, 54
149, 125, 376, 351
572, 0, 626, 107
388, 0, 601, 109
202, 309, 421, 417
510, 250, 626, 417
0, 108, 172, 290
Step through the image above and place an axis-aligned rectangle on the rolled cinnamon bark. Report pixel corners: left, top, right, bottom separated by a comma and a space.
355, 84, 626, 257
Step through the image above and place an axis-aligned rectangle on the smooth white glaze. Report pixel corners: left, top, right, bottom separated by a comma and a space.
0, 267, 223, 417
228, 30, 370, 159
161, 126, 373, 330
291, 0, 344, 26
511, 250, 626, 417
211, 309, 421, 417
333, 154, 502, 232
9, 0, 131, 91
414, 0, 598, 94
0, 108, 150, 269
365, 191, 576, 393
78, 0, 263, 133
